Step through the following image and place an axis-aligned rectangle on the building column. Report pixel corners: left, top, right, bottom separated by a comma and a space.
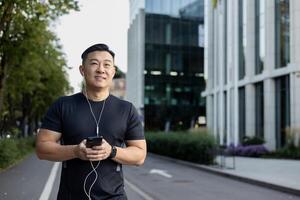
245, 84, 255, 137
204, 0, 214, 91
206, 95, 213, 131
245, 0, 255, 78
290, 72, 300, 146
233, 0, 239, 146
263, 0, 276, 150
289, 0, 300, 146
264, 79, 276, 150
126, 9, 145, 112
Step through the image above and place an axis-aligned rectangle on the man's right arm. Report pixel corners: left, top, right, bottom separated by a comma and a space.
36, 128, 83, 161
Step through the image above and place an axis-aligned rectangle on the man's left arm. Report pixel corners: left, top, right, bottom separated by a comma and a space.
112, 139, 147, 166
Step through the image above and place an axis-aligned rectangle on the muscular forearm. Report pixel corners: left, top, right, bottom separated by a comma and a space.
36, 141, 77, 162
112, 146, 146, 166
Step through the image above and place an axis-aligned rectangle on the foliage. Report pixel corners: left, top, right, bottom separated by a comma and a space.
241, 136, 265, 146
0, 137, 35, 169
226, 143, 269, 157
264, 146, 300, 160
0, 0, 79, 136
285, 127, 300, 148
114, 65, 125, 79
146, 131, 216, 164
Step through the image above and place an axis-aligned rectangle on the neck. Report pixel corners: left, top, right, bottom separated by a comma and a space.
84, 87, 109, 101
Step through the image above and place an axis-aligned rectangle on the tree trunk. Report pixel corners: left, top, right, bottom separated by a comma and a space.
0, 54, 7, 115
0, 2, 14, 114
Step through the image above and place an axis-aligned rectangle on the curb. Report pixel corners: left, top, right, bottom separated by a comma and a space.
148, 153, 300, 197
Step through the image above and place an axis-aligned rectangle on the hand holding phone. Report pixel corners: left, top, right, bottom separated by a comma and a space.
86, 136, 103, 148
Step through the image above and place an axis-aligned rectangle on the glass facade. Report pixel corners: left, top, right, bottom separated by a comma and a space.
238, 87, 246, 142
238, 0, 246, 80
255, 82, 264, 139
255, 0, 265, 74
275, 0, 290, 68
223, 91, 227, 144
144, 0, 205, 130
223, 0, 227, 84
275, 75, 290, 148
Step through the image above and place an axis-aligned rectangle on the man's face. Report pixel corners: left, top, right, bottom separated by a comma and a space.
80, 51, 115, 90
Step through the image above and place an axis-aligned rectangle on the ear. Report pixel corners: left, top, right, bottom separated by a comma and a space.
79, 65, 85, 76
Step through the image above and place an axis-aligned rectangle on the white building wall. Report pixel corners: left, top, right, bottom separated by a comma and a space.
129, 0, 145, 24
290, 0, 300, 145
203, 0, 300, 150
245, 0, 255, 138
232, 0, 239, 146
263, 0, 276, 150
126, 8, 145, 113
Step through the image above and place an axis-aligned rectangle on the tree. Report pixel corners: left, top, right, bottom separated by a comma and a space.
0, 0, 79, 115
0, 0, 78, 136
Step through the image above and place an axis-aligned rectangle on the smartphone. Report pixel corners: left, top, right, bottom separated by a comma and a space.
86, 136, 103, 148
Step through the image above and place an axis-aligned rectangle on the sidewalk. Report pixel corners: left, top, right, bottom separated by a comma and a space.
149, 153, 300, 196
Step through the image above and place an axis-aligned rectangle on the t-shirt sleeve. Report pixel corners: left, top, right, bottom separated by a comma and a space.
40, 98, 63, 133
124, 103, 144, 140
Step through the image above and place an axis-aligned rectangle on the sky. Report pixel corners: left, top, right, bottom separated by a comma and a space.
54, 0, 129, 93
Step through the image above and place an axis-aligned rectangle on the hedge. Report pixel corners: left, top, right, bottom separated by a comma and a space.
0, 137, 35, 169
145, 131, 216, 164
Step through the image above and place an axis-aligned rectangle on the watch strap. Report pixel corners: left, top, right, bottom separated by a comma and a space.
109, 145, 117, 159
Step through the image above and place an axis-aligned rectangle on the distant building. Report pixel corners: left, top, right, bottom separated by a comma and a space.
202, 0, 300, 150
111, 67, 126, 99
127, 0, 205, 131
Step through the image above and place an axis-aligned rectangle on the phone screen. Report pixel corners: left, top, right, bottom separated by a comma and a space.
86, 136, 103, 148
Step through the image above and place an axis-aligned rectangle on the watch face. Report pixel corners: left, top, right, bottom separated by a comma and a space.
110, 146, 117, 158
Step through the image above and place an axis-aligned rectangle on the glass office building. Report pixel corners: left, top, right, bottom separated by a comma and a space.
127, 0, 205, 130
203, 0, 300, 150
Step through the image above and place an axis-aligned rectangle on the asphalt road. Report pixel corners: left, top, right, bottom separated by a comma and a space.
123, 155, 300, 200
0, 154, 52, 200
1, 153, 300, 200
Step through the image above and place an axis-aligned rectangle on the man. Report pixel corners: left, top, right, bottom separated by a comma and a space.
36, 43, 147, 200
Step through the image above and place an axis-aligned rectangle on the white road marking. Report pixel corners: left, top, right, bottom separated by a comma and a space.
39, 162, 60, 200
149, 169, 172, 178
125, 179, 154, 200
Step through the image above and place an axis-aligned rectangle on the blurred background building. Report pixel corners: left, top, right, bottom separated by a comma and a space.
202, 0, 300, 150
110, 67, 126, 99
127, 0, 205, 131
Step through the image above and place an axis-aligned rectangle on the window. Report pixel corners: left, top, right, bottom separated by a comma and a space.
238, 0, 246, 79
238, 87, 246, 143
223, 91, 227, 144
255, 82, 264, 139
275, 75, 290, 148
275, 0, 290, 68
255, 0, 265, 74
224, 0, 228, 84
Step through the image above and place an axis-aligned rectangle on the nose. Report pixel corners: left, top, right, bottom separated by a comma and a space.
96, 63, 105, 73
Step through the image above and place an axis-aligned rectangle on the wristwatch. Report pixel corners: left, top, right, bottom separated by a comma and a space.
109, 145, 117, 159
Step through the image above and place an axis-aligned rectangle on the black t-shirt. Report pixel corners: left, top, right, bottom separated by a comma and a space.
41, 93, 144, 200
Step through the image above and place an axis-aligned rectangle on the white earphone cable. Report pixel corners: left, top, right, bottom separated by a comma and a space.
82, 87, 107, 200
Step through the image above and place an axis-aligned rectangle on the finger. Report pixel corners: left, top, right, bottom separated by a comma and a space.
92, 145, 103, 150
86, 149, 99, 155
88, 154, 105, 161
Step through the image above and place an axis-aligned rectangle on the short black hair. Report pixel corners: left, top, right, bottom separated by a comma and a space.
81, 43, 115, 63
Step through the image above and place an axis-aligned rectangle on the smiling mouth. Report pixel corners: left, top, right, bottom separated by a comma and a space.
95, 76, 106, 80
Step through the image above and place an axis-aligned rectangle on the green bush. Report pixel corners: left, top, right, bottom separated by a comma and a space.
0, 137, 35, 169
242, 136, 265, 146
146, 131, 216, 164
265, 146, 300, 160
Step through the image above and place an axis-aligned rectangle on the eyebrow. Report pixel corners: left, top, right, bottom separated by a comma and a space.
88, 59, 113, 63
